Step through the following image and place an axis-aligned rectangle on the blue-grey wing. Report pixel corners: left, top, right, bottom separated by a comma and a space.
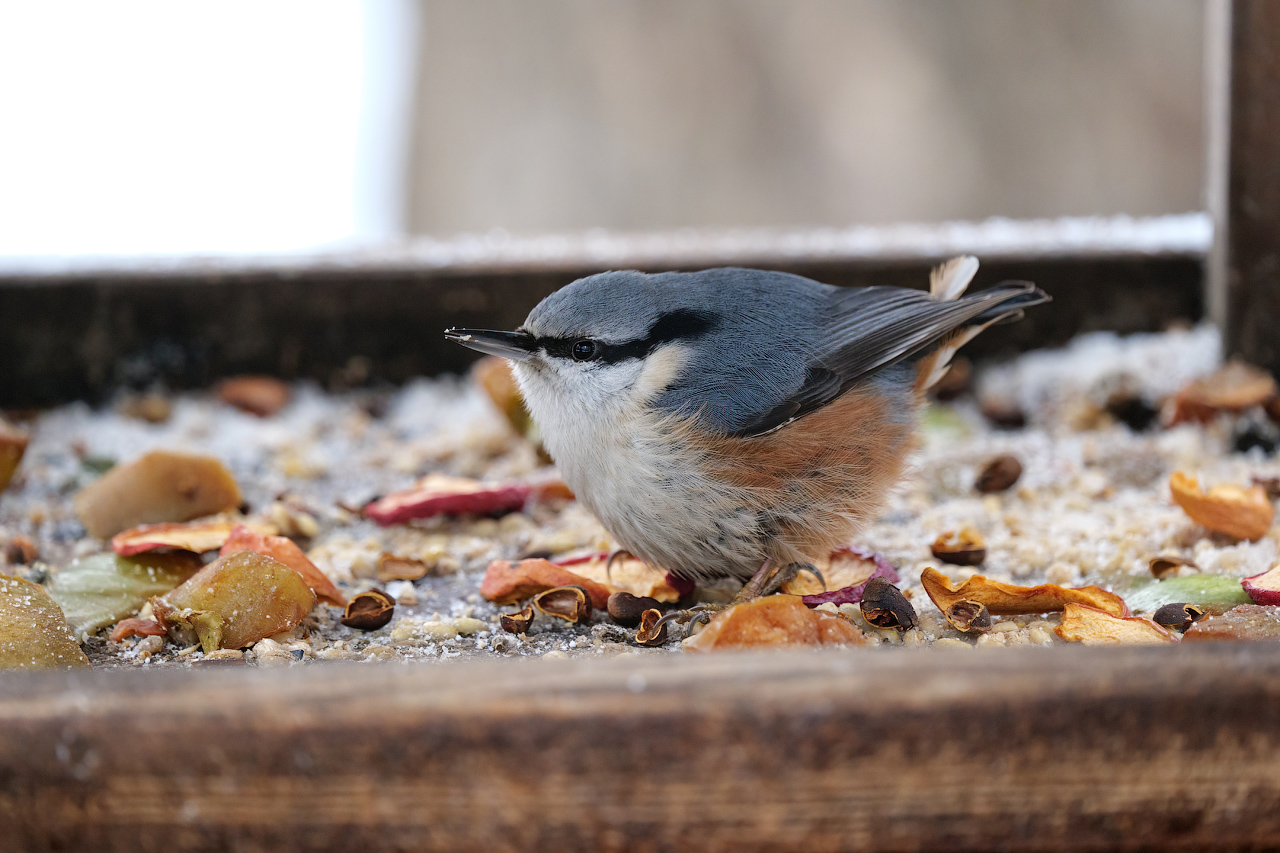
728, 280, 1049, 438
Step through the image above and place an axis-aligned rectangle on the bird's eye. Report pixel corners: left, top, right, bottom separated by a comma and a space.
571, 339, 599, 361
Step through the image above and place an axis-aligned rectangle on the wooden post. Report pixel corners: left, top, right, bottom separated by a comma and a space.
1213, 0, 1280, 375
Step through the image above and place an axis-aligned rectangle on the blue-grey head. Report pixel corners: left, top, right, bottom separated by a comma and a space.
445, 269, 830, 437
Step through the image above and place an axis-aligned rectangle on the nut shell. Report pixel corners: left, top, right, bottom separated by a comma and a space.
1148, 554, 1197, 579
607, 591, 661, 628
944, 599, 992, 633
930, 527, 986, 566
1152, 602, 1205, 632
533, 585, 591, 624
634, 608, 668, 646
500, 604, 534, 634
859, 577, 917, 632
975, 454, 1022, 494
341, 589, 396, 631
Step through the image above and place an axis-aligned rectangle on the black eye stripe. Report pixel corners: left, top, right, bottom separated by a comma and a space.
537, 309, 716, 364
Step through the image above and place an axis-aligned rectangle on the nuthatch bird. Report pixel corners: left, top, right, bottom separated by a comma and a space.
447, 259, 1047, 602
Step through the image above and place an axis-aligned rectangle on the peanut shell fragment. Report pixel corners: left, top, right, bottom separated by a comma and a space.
1169, 471, 1274, 541
859, 577, 917, 631
74, 450, 242, 539
532, 585, 591, 624
500, 605, 534, 634
930, 527, 986, 566
1152, 602, 1205, 632
341, 590, 395, 631
920, 566, 1129, 618
607, 591, 661, 628
1055, 603, 1178, 645
944, 599, 992, 633
1148, 554, 1197, 579
975, 454, 1022, 493
634, 608, 668, 646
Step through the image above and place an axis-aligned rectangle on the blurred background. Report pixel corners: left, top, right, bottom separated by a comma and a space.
0, 0, 1204, 257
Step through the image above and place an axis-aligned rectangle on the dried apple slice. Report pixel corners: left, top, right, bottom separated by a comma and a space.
152, 550, 316, 653
1168, 361, 1277, 425
219, 525, 345, 606
472, 356, 533, 436
683, 595, 865, 652
1182, 604, 1280, 642
1243, 564, 1280, 606
112, 517, 276, 557
1055, 603, 1178, 645
45, 551, 200, 638
480, 559, 611, 609
364, 474, 573, 526
554, 552, 683, 603
0, 420, 28, 493
74, 450, 242, 538
1169, 471, 1274, 541
920, 566, 1129, 618
0, 576, 91, 669
216, 375, 290, 417
784, 547, 901, 600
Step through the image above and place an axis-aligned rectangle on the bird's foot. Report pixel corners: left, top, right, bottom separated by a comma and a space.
731, 560, 825, 604
603, 549, 637, 585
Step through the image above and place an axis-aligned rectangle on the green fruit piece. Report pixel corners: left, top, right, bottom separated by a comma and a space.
1124, 574, 1253, 614
0, 576, 90, 669
45, 552, 200, 639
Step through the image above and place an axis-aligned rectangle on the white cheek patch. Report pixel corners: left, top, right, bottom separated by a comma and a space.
634, 345, 688, 405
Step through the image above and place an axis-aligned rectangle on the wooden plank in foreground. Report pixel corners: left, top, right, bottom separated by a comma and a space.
1, 643, 1278, 852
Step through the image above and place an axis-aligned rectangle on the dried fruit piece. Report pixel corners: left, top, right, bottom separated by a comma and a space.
789, 547, 901, 602
533, 586, 591, 624
152, 550, 316, 653
480, 559, 611, 609
634, 609, 668, 646
109, 618, 167, 642
683, 595, 865, 652
217, 375, 291, 417
0, 576, 91, 669
1243, 564, 1280, 606
0, 421, 29, 493
118, 392, 172, 424
3, 535, 38, 565
1169, 471, 1274, 541
607, 591, 661, 628
930, 527, 986, 566
500, 605, 534, 634
45, 552, 200, 639
944, 600, 992, 633
340, 590, 395, 631
1168, 361, 1277, 425
920, 567, 1129, 618
1148, 554, 1197, 579
1055, 603, 1178, 645
472, 356, 533, 436
1182, 604, 1280, 642
1152, 603, 1205, 632
377, 553, 431, 581
860, 577, 917, 631
220, 526, 345, 606
554, 552, 683, 603
975, 454, 1022, 493
1124, 574, 1252, 613
74, 450, 242, 539
364, 474, 573, 526
112, 517, 274, 557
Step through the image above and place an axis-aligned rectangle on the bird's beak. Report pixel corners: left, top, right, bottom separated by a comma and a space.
444, 328, 537, 361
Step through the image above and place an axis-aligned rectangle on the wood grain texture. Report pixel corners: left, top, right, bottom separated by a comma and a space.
1224, 0, 1280, 376
1, 643, 1279, 852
